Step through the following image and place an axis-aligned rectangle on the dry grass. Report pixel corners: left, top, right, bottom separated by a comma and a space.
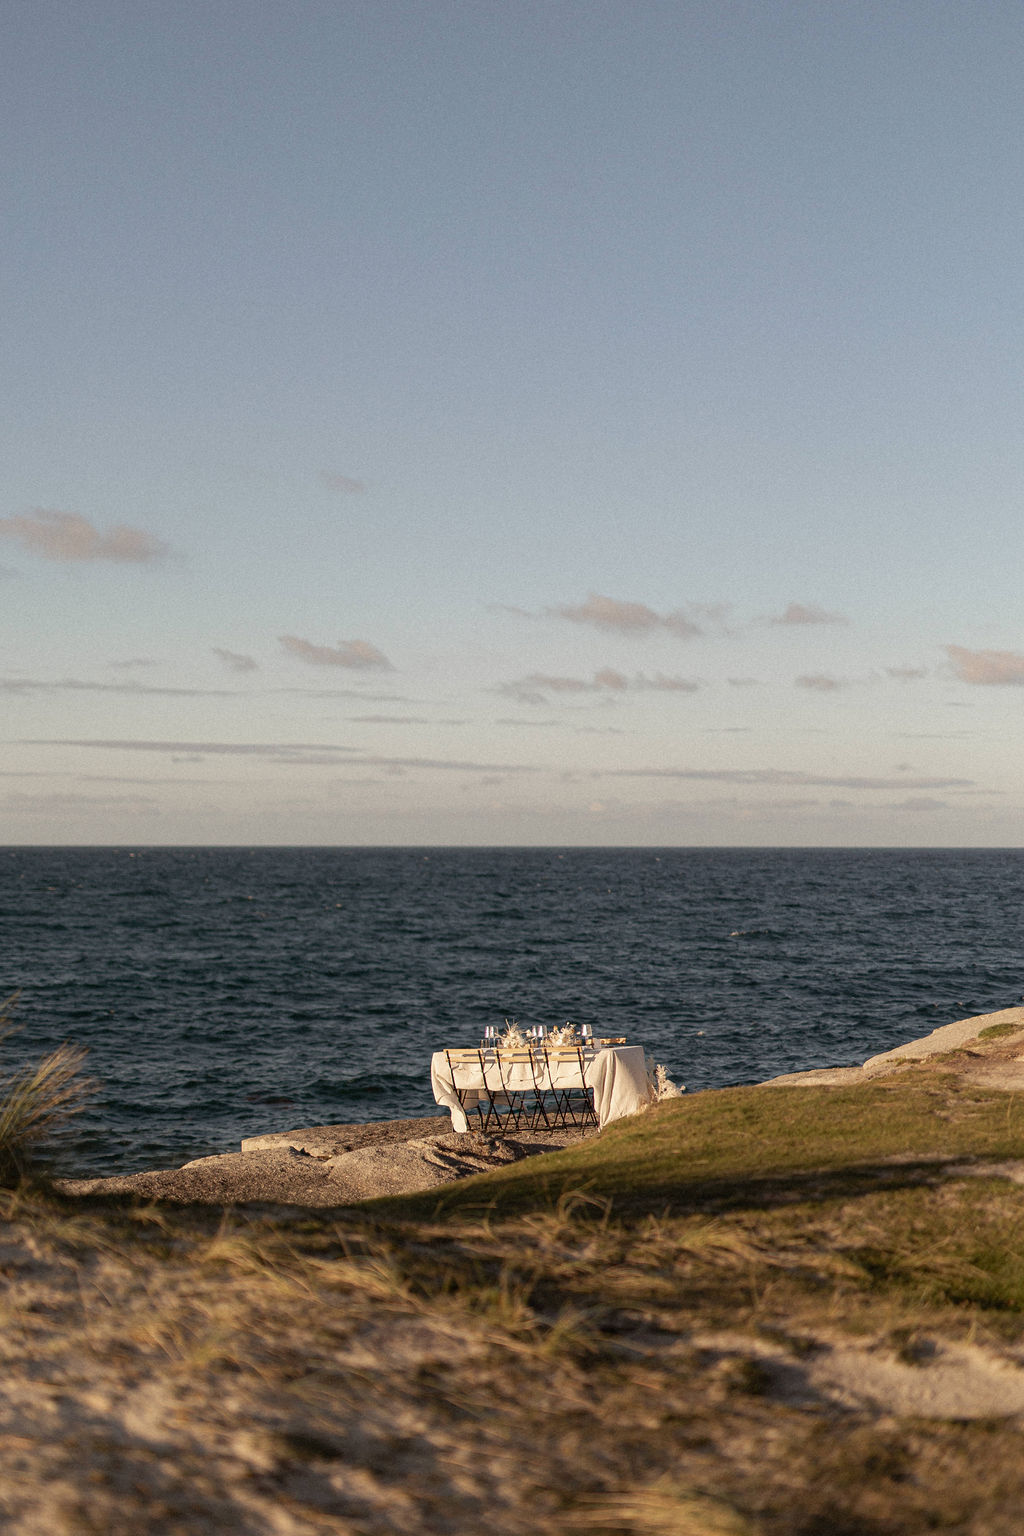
563, 1482, 756, 1534
5, 1075, 1024, 1531
0, 994, 95, 1186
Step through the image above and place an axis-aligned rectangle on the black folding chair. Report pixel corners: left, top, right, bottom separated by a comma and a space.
487, 1048, 545, 1131
533, 1046, 599, 1129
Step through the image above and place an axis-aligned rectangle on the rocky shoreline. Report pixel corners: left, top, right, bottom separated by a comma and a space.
58, 1006, 1024, 1207
60, 1115, 596, 1206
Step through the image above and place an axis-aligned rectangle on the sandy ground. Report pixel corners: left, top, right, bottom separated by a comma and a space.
678, 1327, 1024, 1420
5, 1199, 1024, 1536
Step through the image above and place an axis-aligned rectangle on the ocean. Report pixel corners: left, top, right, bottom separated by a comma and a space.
2, 845, 1022, 1176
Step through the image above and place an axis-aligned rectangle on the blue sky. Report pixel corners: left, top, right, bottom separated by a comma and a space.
3, 0, 1024, 844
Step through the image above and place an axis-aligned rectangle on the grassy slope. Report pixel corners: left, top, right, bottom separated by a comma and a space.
374, 1073, 1024, 1530
6, 1071, 1024, 1534
380, 1071, 1024, 1220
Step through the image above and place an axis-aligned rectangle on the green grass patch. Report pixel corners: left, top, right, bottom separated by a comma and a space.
380, 1076, 1024, 1222
978, 1019, 1024, 1040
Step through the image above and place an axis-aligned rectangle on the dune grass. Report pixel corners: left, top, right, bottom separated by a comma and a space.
6, 1066, 1024, 1531
0, 993, 94, 1186
5, 1087, 1024, 1533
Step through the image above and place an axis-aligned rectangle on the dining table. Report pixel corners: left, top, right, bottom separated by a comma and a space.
430, 1041, 653, 1134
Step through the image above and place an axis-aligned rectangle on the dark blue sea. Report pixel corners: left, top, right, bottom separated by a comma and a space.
2, 846, 1023, 1176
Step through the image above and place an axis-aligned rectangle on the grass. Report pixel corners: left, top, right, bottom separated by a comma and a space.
6, 1065, 1024, 1531
0, 993, 94, 1186
977, 1019, 1024, 1041
378, 1071, 1024, 1222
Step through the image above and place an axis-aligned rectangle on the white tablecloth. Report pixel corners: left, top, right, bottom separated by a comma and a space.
431, 1044, 653, 1134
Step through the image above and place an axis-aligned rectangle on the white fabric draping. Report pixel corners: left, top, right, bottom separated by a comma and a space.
430, 1044, 653, 1134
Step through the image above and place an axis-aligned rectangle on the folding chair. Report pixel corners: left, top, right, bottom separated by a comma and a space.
485, 1048, 544, 1131
533, 1046, 599, 1129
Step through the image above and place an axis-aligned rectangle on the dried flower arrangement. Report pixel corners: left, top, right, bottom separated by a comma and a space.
499, 1020, 527, 1048
652, 1061, 684, 1100
546, 1022, 579, 1047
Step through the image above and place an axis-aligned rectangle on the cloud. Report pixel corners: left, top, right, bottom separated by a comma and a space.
0, 671, 411, 701
110, 657, 158, 670
769, 602, 848, 626
885, 796, 949, 812
495, 718, 560, 729
946, 645, 1024, 685
348, 714, 432, 724
546, 592, 701, 638
0, 676, 236, 697
514, 674, 594, 698
213, 647, 259, 673
78, 773, 217, 785
500, 670, 700, 703
488, 602, 535, 618
279, 635, 393, 670
354, 755, 535, 774
795, 673, 848, 691
3, 791, 159, 815
644, 674, 700, 692
0, 770, 214, 785
602, 766, 974, 791
348, 715, 467, 725
276, 686, 409, 702
593, 667, 629, 691
0, 508, 169, 563
320, 472, 366, 495
23, 739, 361, 759
23, 739, 535, 775
887, 665, 929, 682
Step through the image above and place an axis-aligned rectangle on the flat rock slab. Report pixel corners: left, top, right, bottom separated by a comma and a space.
240, 1115, 453, 1157
60, 1118, 594, 1208
762, 1006, 1024, 1089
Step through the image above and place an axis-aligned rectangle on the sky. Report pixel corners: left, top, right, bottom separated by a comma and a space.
3, 0, 1024, 846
